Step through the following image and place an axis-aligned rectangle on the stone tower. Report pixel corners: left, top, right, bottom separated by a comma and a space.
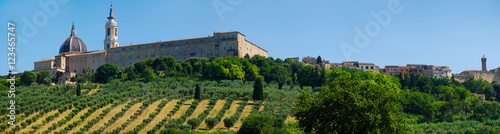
482, 55, 487, 71
104, 3, 119, 50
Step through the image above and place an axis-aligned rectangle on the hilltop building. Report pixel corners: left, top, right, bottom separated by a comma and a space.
33, 4, 267, 84
378, 64, 452, 78
324, 61, 379, 72
454, 55, 500, 83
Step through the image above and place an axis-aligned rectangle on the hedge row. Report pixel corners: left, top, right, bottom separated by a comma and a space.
54, 101, 108, 134
223, 101, 248, 129
125, 96, 176, 133
204, 94, 238, 130
147, 96, 187, 134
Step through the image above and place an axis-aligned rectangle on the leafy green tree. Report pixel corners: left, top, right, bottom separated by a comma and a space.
124, 66, 137, 81
241, 59, 260, 81
186, 118, 200, 130
20, 71, 37, 85
42, 78, 52, 86
53, 71, 64, 84
205, 117, 217, 130
275, 58, 283, 64
295, 69, 403, 133
70, 75, 78, 82
253, 76, 264, 101
94, 63, 121, 83
270, 66, 291, 89
141, 67, 156, 82
173, 62, 183, 73
195, 84, 201, 100
182, 62, 193, 76
297, 65, 314, 87
193, 61, 203, 75
238, 114, 286, 134
401, 90, 435, 118
205, 57, 245, 79
244, 53, 251, 59
36, 70, 51, 84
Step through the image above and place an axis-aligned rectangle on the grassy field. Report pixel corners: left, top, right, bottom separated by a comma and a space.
18, 110, 58, 133
53, 107, 90, 133
102, 101, 144, 133
187, 99, 210, 122
12, 98, 292, 133
67, 103, 113, 134
122, 98, 168, 132
172, 99, 195, 119
86, 101, 130, 132
212, 100, 242, 131
36, 109, 72, 133
4, 112, 37, 132
140, 99, 178, 133
197, 100, 225, 130
231, 100, 255, 131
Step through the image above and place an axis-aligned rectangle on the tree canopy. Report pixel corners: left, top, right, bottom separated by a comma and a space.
93, 63, 121, 83
295, 69, 403, 133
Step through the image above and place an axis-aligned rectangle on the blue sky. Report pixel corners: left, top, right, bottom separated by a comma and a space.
1, 0, 499, 75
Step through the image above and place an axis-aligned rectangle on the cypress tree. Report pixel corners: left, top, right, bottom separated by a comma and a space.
253, 77, 264, 101
195, 84, 201, 100
76, 84, 81, 96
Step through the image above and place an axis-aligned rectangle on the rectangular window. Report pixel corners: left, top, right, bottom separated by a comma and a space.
152, 54, 155, 58
137, 56, 140, 59
129, 47, 133, 50
137, 46, 141, 49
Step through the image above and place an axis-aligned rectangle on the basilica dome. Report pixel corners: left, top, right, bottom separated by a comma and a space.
59, 24, 87, 54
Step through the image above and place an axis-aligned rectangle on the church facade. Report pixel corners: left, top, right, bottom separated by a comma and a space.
33, 5, 268, 84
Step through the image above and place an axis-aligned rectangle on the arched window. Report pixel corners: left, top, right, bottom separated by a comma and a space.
114, 28, 117, 36
107, 28, 110, 36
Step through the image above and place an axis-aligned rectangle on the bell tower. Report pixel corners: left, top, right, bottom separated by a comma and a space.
104, 3, 119, 50
482, 54, 487, 71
